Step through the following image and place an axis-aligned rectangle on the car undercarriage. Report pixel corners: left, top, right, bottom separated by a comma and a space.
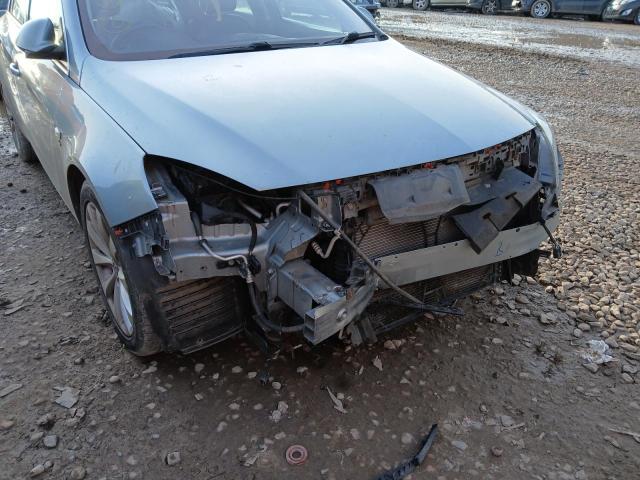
115, 128, 562, 354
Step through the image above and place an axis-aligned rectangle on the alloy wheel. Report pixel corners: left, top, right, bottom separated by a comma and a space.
532, 0, 550, 17
413, 0, 429, 10
85, 202, 135, 338
482, 0, 498, 14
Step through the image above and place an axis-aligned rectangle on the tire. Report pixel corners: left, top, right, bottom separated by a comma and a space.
413, 0, 429, 10
80, 183, 163, 356
386, 0, 400, 7
8, 115, 36, 163
635, 9, 640, 24
530, 0, 551, 18
481, 0, 499, 14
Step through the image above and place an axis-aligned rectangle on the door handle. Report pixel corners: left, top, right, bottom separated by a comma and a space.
9, 61, 20, 77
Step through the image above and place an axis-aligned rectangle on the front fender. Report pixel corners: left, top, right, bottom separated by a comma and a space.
62, 87, 158, 227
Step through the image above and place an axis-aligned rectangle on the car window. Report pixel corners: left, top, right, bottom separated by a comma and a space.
29, 0, 65, 46
0, 0, 10, 11
77, 0, 376, 61
10, 0, 29, 23
275, 0, 345, 30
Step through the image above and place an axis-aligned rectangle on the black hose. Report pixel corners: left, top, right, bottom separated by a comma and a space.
247, 284, 304, 333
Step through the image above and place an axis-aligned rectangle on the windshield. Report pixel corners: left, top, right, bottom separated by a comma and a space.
78, 0, 377, 61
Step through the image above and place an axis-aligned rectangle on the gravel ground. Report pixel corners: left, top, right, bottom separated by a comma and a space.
1, 13, 639, 480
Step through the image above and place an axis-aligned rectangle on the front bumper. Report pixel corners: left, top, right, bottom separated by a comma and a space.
378, 215, 559, 285
602, 5, 637, 20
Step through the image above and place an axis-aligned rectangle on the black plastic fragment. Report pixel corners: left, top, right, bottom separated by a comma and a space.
376, 424, 439, 480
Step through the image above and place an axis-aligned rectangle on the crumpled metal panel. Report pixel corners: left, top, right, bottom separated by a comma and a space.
369, 165, 470, 224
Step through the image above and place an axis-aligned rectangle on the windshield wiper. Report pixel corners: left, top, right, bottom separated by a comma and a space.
169, 41, 313, 59
321, 31, 378, 46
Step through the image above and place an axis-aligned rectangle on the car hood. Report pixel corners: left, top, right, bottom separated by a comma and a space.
81, 39, 534, 191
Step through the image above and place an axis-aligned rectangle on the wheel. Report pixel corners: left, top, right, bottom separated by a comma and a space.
386, 0, 400, 7
81, 183, 163, 356
530, 0, 551, 18
8, 115, 36, 163
481, 0, 499, 14
413, 0, 429, 10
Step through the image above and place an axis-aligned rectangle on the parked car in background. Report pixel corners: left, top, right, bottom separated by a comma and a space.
351, 0, 382, 18
603, 0, 640, 23
384, 0, 519, 15
522, 0, 611, 18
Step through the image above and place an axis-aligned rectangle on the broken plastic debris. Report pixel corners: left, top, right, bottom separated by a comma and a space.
326, 387, 347, 414
581, 340, 614, 365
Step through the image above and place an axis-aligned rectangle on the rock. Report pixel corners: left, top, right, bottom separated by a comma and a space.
194, 363, 205, 374
582, 363, 599, 374
30, 465, 46, 477
0, 383, 23, 398
231, 366, 243, 374
43, 434, 58, 449
270, 401, 289, 423
0, 419, 15, 430
492, 338, 503, 345
126, 455, 137, 466
538, 313, 552, 325
373, 356, 383, 371
272, 381, 282, 390
296, 367, 308, 375
605, 337, 619, 348
166, 451, 181, 466
572, 328, 583, 338
36, 413, 56, 428
401, 433, 414, 445
451, 440, 468, 451
216, 421, 228, 432
142, 364, 158, 375
55, 388, 79, 409
108, 375, 121, 384
500, 415, 515, 427
69, 466, 86, 480
383, 340, 397, 350
577, 323, 591, 332
229, 402, 240, 411
194, 393, 204, 401
621, 373, 634, 384
622, 364, 638, 375
491, 446, 504, 457
515, 294, 529, 305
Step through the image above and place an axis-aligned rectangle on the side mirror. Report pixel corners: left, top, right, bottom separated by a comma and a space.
16, 17, 64, 60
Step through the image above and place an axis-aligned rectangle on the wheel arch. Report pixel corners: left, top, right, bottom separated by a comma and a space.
67, 164, 86, 222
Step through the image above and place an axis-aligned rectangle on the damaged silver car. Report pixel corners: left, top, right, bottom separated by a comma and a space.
0, 0, 562, 355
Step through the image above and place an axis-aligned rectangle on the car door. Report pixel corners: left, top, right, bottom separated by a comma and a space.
0, 0, 32, 133
580, 0, 607, 14
14, 0, 68, 186
553, 0, 586, 13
